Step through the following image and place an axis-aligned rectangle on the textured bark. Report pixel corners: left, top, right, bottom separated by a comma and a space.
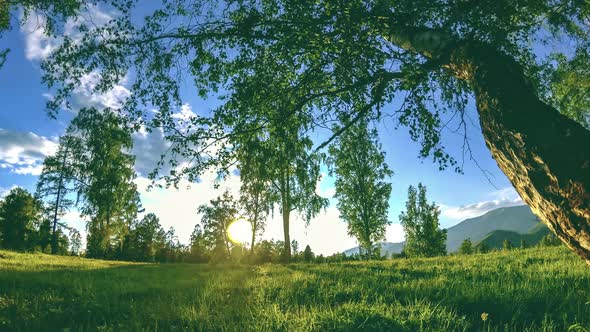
388, 28, 590, 264
282, 206, 291, 261
459, 46, 590, 263
279, 173, 292, 262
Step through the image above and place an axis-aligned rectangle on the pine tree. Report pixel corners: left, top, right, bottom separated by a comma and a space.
69, 228, 82, 255
303, 245, 314, 263
459, 238, 474, 255
503, 239, 513, 251
36, 135, 84, 254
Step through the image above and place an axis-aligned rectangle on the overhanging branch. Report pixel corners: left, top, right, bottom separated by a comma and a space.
314, 98, 380, 152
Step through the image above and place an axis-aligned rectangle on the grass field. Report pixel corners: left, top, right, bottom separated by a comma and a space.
1, 247, 590, 331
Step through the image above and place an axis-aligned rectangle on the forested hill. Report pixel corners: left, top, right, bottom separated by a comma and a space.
343, 205, 540, 256
445, 205, 538, 252
477, 223, 551, 250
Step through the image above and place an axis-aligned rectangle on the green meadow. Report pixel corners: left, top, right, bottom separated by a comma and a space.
1, 246, 589, 332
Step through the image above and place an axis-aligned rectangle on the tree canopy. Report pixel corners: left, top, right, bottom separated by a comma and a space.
67, 107, 141, 258
1, 0, 88, 68
198, 191, 239, 262
400, 183, 446, 258
459, 238, 474, 255
0, 188, 43, 251
6, 0, 590, 263
329, 119, 392, 259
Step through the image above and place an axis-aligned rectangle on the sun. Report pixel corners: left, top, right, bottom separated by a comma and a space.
227, 219, 252, 245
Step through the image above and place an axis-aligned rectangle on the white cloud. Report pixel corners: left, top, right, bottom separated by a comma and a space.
440, 186, 524, 221
59, 210, 88, 246
22, 14, 59, 61
261, 208, 405, 255
140, 102, 225, 167
385, 223, 405, 243
315, 172, 336, 198
75, 71, 131, 110
0, 129, 58, 175
21, 4, 112, 61
131, 121, 205, 178
40, 70, 130, 113
21, 6, 127, 112
172, 103, 198, 122
132, 127, 173, 177
0, 185, 20, 199
261, 205, 358, 256
12, 164, 45, 175
488, 187, 522, 201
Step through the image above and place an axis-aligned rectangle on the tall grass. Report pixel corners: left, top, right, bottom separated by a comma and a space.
0, 246, 589, 331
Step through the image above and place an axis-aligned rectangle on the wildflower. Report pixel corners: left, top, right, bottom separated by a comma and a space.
481, 312, 489, 322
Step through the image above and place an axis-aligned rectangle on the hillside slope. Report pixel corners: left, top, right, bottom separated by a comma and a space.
445, 205, 538, 252
477, 223, 550, 249
342, 205, 540, 255
341, 242, 404, 257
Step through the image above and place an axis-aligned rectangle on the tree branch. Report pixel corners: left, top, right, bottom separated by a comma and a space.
314, 98, 380, 152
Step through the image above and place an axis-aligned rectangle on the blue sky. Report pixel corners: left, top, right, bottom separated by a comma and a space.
0, 7, 525, 255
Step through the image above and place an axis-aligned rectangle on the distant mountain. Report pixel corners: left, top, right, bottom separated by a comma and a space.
341, 205, 541, 256
445, 205, 538, 252
341, 242, 404, 257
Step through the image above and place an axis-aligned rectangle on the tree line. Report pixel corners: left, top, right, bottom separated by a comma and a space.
0, 187, 77, 255
457, 233, 563, 255
1, 106, 451, 262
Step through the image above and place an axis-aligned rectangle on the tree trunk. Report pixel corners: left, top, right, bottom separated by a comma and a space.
51, 144, 69, 255
51, 178, 63, 255
250, 225, 256, 255
224, 220, 232, 259
464, 46, 590, 264
280, 174, 292, 262
250, 207, 258, 256
282, 199, 291, 262
387, 28, 590, 264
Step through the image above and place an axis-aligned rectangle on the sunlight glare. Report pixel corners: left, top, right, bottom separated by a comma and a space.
227, 219, 252, 245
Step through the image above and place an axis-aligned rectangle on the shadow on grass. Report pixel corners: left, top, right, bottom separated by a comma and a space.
0, 262, 257, 331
